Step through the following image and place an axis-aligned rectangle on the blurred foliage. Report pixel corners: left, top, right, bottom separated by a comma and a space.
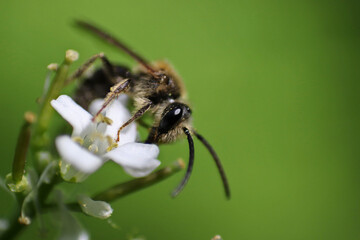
0, 0, 359, 239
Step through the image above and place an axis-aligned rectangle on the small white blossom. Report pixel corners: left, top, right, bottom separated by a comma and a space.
51, 95, 160, 182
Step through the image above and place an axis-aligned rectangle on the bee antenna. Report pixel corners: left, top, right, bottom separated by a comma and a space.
193, 130, 231, 199
75, 20, 159, 78
171, 127, 195, 198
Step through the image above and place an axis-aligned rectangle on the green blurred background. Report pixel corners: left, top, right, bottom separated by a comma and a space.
1, 0, 360, 239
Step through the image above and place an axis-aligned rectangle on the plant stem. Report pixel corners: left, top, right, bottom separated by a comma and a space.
0, 171, 61, 239
93, 159, 185, 202
66, 159, 185, 212
32, 50, 78, 172
35, 62, 70, 136
2, 51, 78, 239
12, 112, 36, 183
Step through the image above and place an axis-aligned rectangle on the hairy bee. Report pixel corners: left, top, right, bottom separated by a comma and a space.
71, 21, 230, 198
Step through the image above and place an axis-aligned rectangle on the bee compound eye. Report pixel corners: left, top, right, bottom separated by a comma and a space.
158, 107, 183, 134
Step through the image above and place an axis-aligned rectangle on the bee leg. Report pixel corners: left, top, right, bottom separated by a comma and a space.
116, 102, 153, 142
65, 52, 115, 86
92, 78, 131, 121
144, 126, 159, 144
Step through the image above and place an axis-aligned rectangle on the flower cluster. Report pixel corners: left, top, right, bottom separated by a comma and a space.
51, 94, 161, 182
2, 50, 185, 240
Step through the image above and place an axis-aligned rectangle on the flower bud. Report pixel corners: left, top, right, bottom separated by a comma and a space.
78, 195, 113, 219
65, 50, 79, 63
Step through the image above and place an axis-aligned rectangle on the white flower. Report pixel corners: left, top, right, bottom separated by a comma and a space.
51, 95, 160, 182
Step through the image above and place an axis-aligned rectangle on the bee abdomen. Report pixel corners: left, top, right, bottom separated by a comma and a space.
74, 65, 132, 109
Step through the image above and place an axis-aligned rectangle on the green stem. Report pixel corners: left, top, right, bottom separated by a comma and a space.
33, 61, 69, 148
0, 174, 62, 240
65, 159, 185, 212
2, 51, 78, 239
1, 160, 184, 239
36, 50, 78, 136
32, 50, 78, 171
12, 112, 35, 183
94, 159, 185, 202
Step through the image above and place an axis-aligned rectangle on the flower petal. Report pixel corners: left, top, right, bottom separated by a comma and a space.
89, 95, 129, 113
88, 98, 104, 116
117, 94, 129, 106
88, 98, 137, 144
56, 136, 103, 174
104, 143, 160, 177
51, 95, 92, 136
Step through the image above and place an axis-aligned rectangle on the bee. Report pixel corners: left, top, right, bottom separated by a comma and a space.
71, 21, 230, 198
